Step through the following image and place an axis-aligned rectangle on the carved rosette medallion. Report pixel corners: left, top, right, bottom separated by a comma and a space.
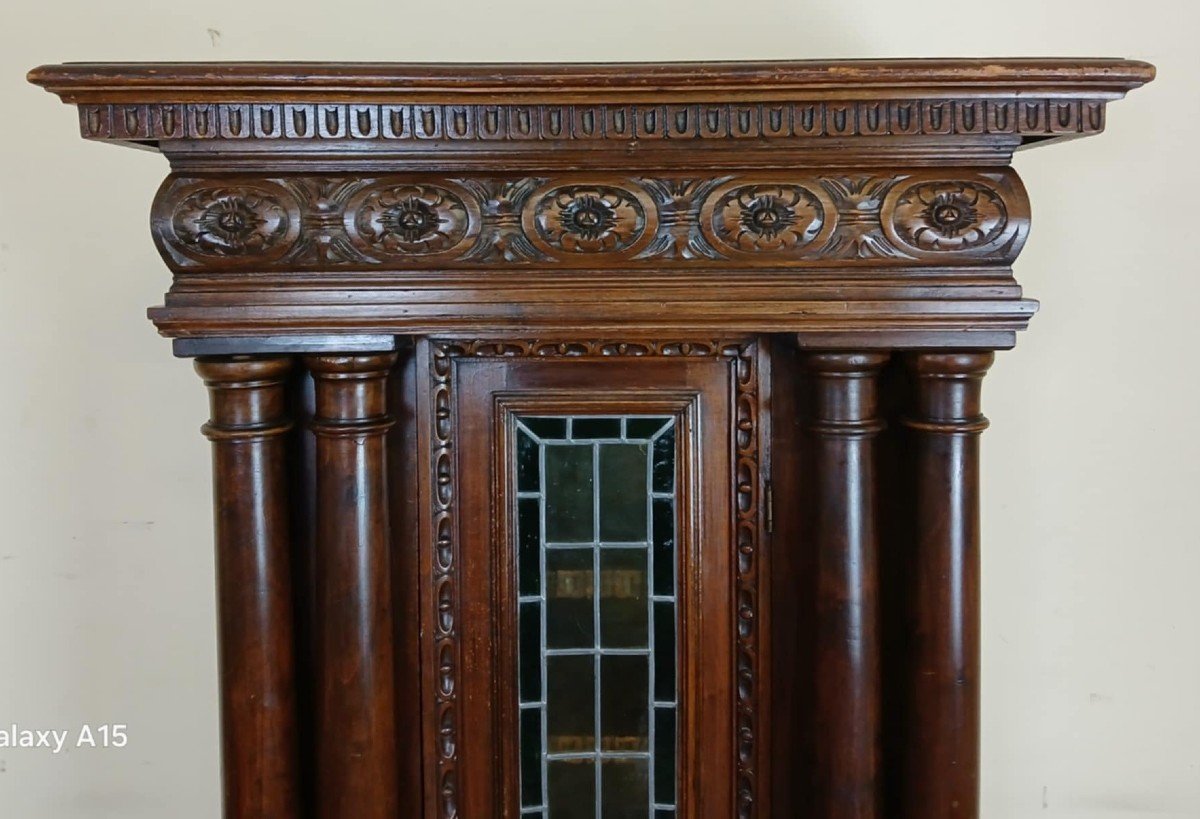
165, 183, 300, 263
346, 183, 476, 258
702, 182, 834, 257
882, 174, 1026, 258
524, 184, 655, 257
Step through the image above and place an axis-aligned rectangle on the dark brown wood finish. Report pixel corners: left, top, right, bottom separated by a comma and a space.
429, 340, 761, 818
898, 352, 994, 819
195, 355, 302, 819
30, 59, 1153, 819
306, 353, 402, 819
804, 352, 889, 818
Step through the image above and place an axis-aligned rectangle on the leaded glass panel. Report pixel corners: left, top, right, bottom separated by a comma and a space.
516, 416, 678, 816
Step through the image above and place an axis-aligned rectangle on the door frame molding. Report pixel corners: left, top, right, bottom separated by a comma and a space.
419, 338, 767, 818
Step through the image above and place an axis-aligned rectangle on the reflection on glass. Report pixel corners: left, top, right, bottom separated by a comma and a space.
600, 655, 649, 749
599, 549, 648, 649
545, 445, 594, 543
548, 759, 596, 818
599, 443, 648, 542
547, 654, 595, 751
601, 758, 650, 814
546, 549, 594, 649
516, 415, 678, 816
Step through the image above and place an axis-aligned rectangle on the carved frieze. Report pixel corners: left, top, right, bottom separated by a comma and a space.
151, 171, 1029, 271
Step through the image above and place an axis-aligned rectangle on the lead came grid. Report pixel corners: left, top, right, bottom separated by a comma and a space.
516, 415, 678, 818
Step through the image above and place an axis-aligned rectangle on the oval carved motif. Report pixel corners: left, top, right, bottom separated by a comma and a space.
702, 183, 832, 257
884, 180, 1009, 252
170, 185, 298, 260
347, 183, 474, 257
526, 185, 650, 255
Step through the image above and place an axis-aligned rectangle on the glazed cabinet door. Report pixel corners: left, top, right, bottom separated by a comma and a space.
414, 340, 768, 819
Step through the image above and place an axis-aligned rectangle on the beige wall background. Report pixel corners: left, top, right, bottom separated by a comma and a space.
0, 1, 1196, 816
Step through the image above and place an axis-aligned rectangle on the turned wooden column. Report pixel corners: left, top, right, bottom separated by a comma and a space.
305, 353, 400, 819
899, 351, 994, 819
195, 355, 301, 819
805, 352, 889, 818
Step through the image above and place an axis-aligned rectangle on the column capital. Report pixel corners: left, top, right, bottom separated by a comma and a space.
303, 353, 398, 437
903, 351, 995, 433
194, 355, 294, 440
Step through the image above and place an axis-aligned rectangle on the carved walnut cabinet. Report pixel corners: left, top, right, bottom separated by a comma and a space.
29, 58, 1154, 819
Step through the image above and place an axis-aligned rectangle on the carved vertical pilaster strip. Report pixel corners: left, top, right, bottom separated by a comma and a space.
306, 353, 400, 819
804, 351, 888, 819
429, 342, 461, 819
899, 352, 994, 819
732, 341, 763, 819
194, 355, 301, 819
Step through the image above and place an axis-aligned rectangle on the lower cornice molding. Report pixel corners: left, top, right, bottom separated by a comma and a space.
150, 296, 1037, 349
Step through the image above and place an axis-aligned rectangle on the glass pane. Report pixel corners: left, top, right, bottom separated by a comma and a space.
654, 707, 676, 805
600, 654, 649, 751
547, 654, 595, 753
516, 414, 678, 817
520, 601, 542, 703
548, 759, 596, 819
601, 758, 649, 815
546, 549, 594, 649
573, 417, 622, 439
652, 426, 675, 493
652, 499, 675, 597
521, 707, 543, 808
599, 549, 648, 649
627, 416, 671, 439
526, 416, 568, 439
546, 445, 594, 543
599, 443, 649, 542
519, 498, 541, 597
518, 426, 540, 493
653, 601, 675, 705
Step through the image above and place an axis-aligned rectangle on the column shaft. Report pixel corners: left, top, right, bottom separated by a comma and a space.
306, 353, 400, 819
899, 351, 994, 819
805, 351, 888, 819
195, 355, 301, 819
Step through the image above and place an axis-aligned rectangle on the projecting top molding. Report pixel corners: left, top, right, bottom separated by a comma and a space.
27, 59, 1156, 102
25, 59, 1155, 346
28, 59, 1154, 156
